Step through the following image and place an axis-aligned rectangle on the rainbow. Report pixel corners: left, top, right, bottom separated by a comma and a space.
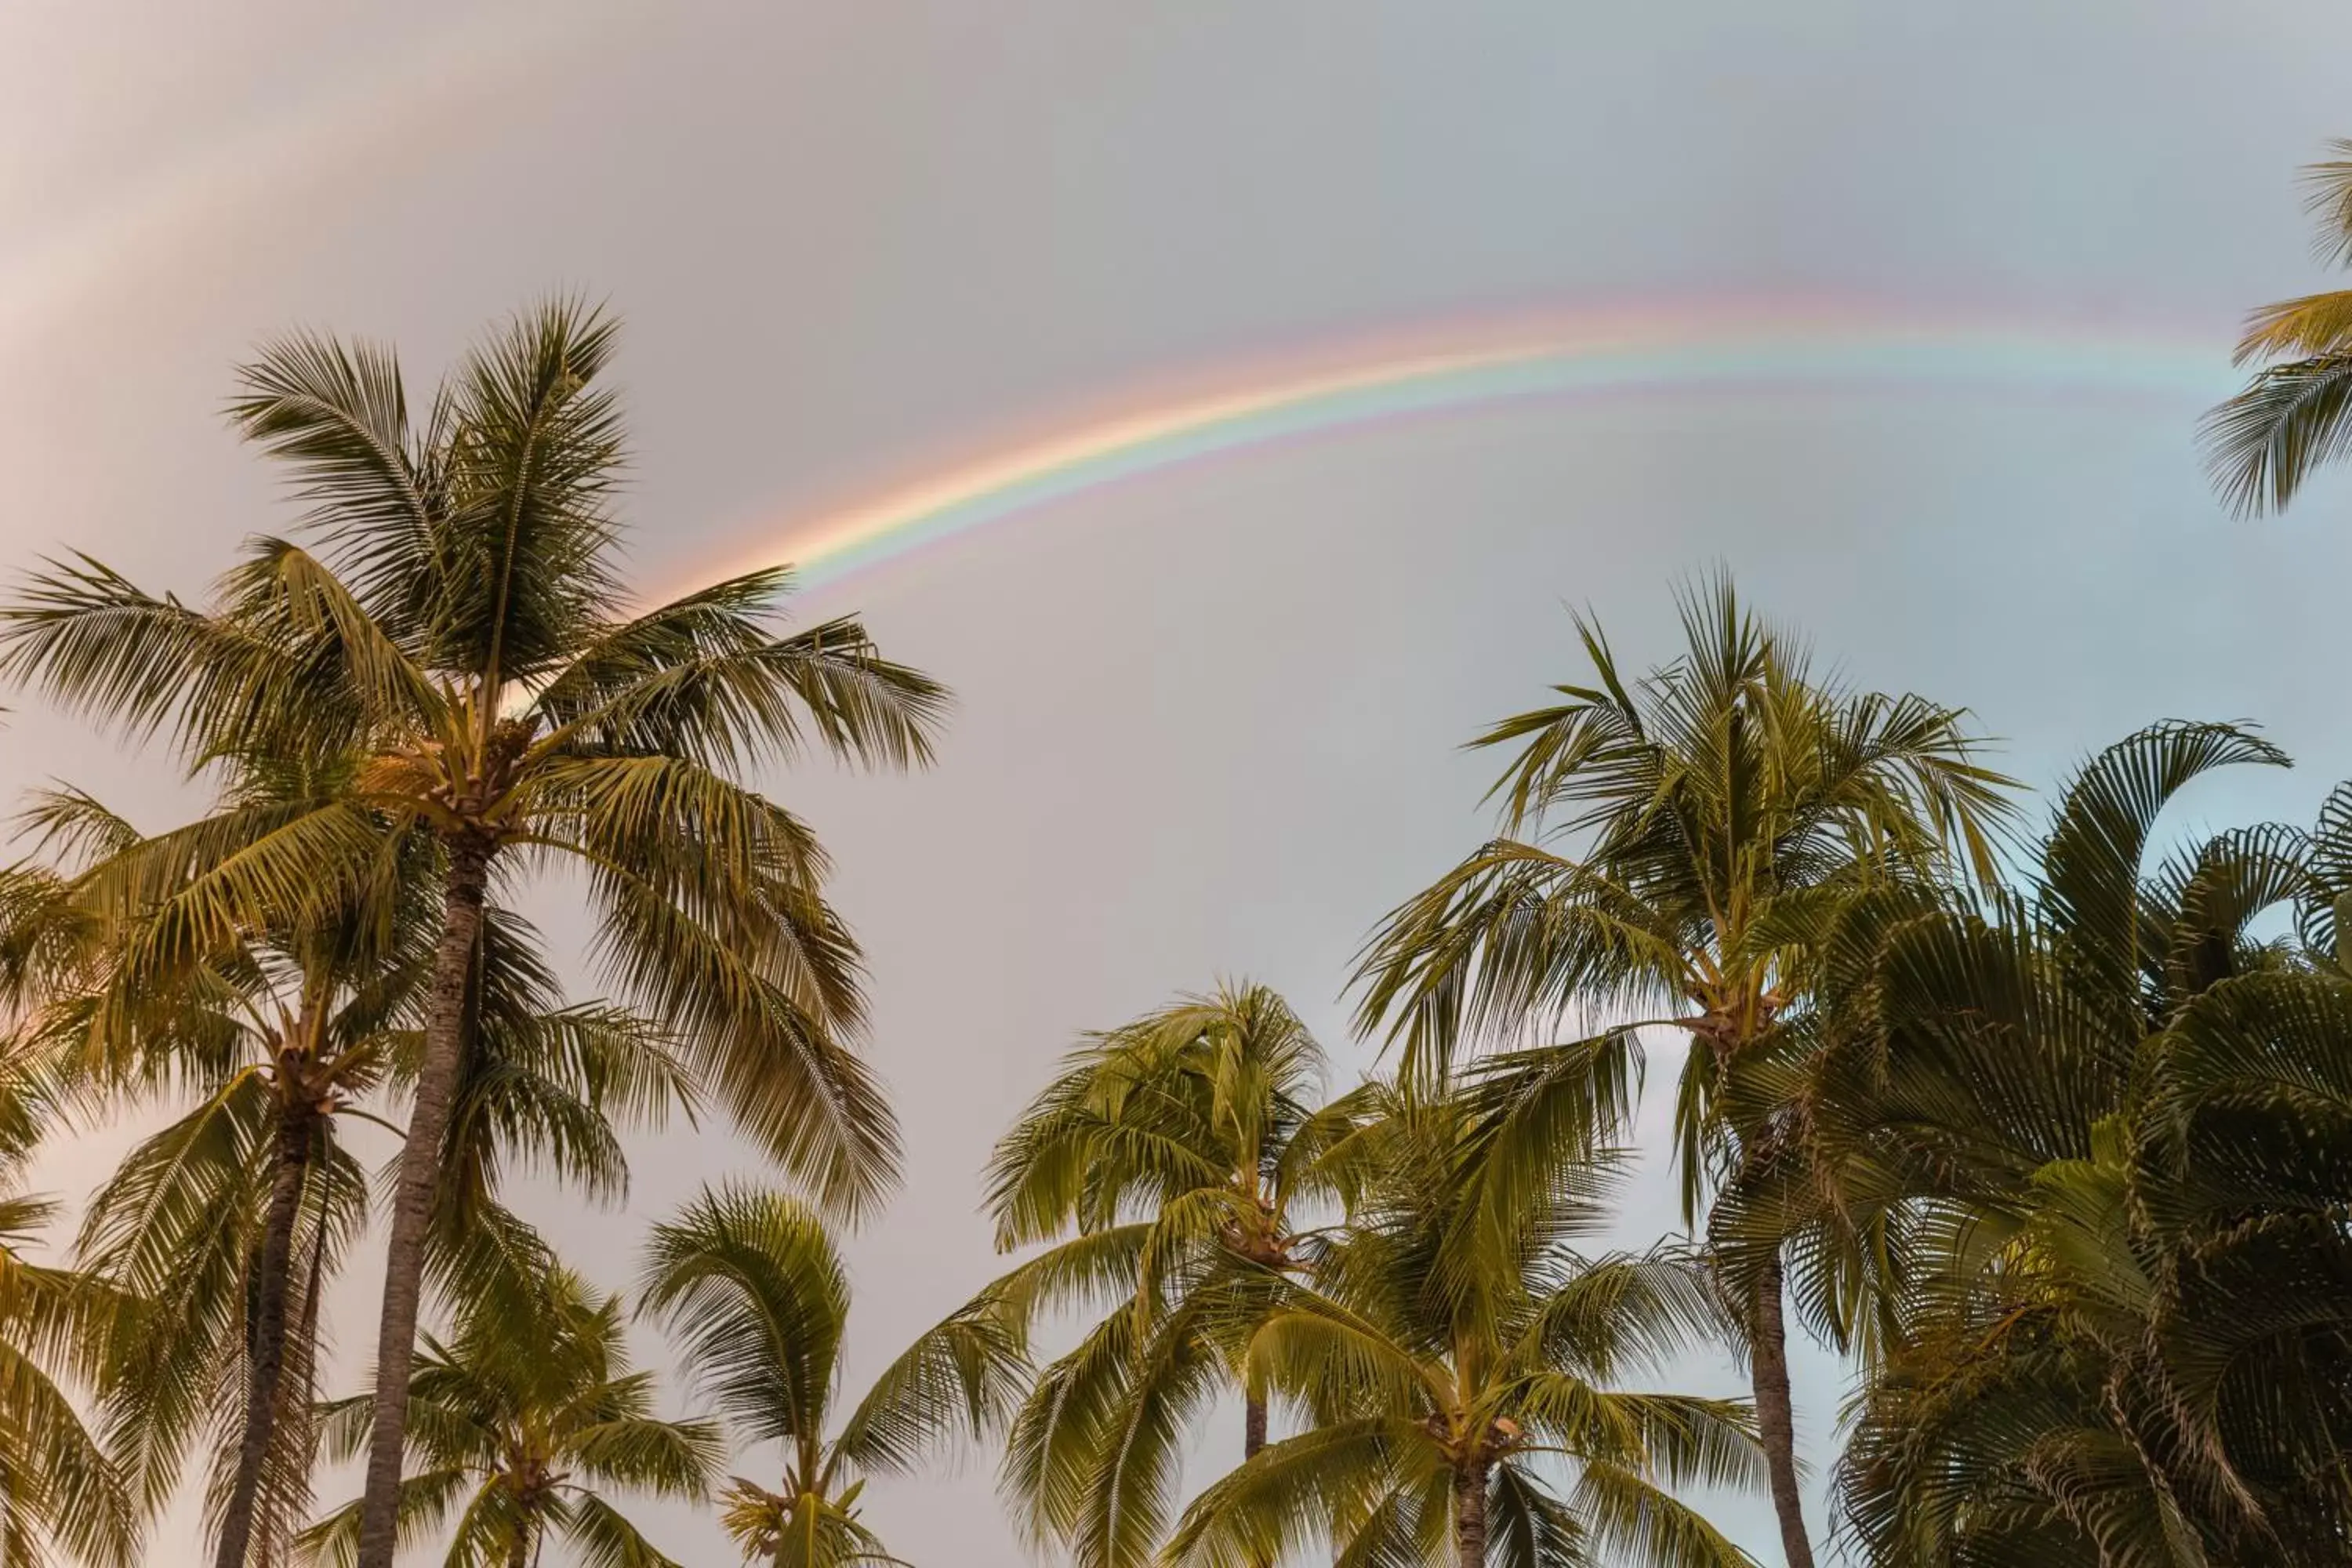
692, 303, 2238, 597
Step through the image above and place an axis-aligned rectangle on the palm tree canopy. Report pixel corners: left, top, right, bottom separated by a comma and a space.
978, 982, 1374, 1568
637, 1183, 1026, 1567
1167, 1080, 1762, 1568
0, 299, 947, 1212
1806, 724, 2352, 1566
301, 1266, 720, 1568
1355, 574, 2015, 1216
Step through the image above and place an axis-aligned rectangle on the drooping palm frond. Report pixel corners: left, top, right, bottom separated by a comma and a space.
637, 1183, 1019, 1568
2204, 139, 2352, 515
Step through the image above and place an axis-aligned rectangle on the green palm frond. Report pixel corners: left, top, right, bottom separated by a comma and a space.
309, 1266, 706, 1568
832, 1297, 1027, 1477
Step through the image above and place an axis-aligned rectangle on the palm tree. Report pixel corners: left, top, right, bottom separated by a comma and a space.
78, 906, 687, 1567
980, 982, 1369, 1568
2204, 140, 2352, 514
0, 1187, 133, 1567
0, 1002, 132, 1567
637, 1183, 1026, 1568
301, 1266, 720, 1568
1812, 724, 2352, 1565
3, 768, 691, 1568
1354, 576, 2014, 1568
0, 299, 946, 1567
1166, 1080, 1762, 1568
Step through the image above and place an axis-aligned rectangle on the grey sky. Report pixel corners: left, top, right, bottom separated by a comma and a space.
8, 2, 2352, 1563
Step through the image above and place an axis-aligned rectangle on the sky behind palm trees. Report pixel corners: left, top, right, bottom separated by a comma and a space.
9, 2, 2352, 1561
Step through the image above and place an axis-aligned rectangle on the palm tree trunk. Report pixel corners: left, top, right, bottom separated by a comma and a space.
1750, 1254, 1816, 1568
354, 837, 492, 1568
1453, 1461, 1487, 1568
212, 1098, 316, 1568
1244, 1394, 1267, 1458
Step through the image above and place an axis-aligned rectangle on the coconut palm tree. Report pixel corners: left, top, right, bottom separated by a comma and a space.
979, 982, 1370, 1568
77, 906, 688, 1568
0, 299, 946, 1567
637, 1183, 1026, 1568
1813, 725, 2352, 1565
2204, 140, 2352, 514
1166, 1081, 1762, 1568
2, 765, 691, 1568
300, 1266, 720, 1568
1353, 575, 2015, 1568
0, 1188, 133, 1567
0, 998, 133, 1568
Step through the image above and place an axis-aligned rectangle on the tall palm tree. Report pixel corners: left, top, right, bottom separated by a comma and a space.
5, 768, 691, 1568
0, 1188, 132, 1567
1354, 576, 2014, 1568
301, 1266, 720, 1568
978, 982, 1369, 1568
77, 905, 687, 1568
0, 299, 946, 1567
1811, 724, 2352, 1565
2204, 140, 2352, 514
637, 1184, 1027, 1568
1166, 1080, 1762, 1568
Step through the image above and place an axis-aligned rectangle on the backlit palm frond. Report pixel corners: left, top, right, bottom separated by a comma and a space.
637, 1185, 849, 1451
831, 1295, 1029, 1477
2203, 352, 2352, 517
0, 555, 301, 759
434, 296, 627, 684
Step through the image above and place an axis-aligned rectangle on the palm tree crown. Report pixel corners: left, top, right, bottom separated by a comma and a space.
638, 1184, 1026, 1567
303, 1267, 720, 1567
0, 299, 946, 1566
1354, 575, 2014, 1568
1813, 724, 2352, 1566
1167, 1080, 1762, 1568
982, 982, 1369, 1568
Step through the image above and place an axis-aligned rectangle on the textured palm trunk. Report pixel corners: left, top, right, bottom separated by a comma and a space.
212, 1097, 316, 1568
1453, 1461, 1487, 1568
1245, 1394, 1268, 1458
354, 838, 492, 1568
1750, 1254, 1816, 1568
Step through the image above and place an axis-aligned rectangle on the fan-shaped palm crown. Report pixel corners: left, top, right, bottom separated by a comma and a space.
2205, 140, 2352, 514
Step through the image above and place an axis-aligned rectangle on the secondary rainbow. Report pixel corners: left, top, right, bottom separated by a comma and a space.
695, 303, 2237, 595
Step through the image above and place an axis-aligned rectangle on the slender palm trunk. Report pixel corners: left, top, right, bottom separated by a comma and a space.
1750, 1255, 1815, 1568
213, 1098, 316, 1568
1244, 1394, 1267, 1458
1453, 1461, 1487, 1568
354, 838, 492, 1568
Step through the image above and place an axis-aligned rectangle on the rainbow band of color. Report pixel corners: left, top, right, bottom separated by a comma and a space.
702, 311, 2236, 596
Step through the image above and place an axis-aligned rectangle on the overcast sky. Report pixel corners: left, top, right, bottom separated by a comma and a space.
9, 2, 2352, 1563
